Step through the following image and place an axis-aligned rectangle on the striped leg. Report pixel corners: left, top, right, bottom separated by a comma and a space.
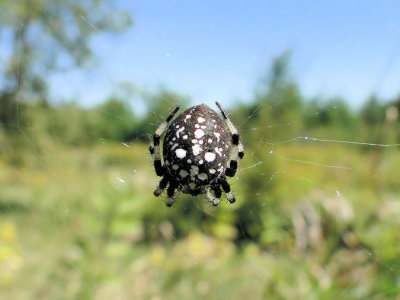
149, 105, 181, 176
215, 102, 244, 177
166, 181, 179, 207
154, 176, 169, 197
221, 178, 236, 203
207, 185, 222, 206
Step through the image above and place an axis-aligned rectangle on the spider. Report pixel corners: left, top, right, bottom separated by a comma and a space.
149, 102, 244, 207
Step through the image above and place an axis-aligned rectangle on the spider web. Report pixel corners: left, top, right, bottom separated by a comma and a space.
107, 93, 400, 299
1, 2, 400, 299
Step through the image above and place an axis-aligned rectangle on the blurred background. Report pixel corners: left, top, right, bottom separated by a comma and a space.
1, 1, 400, 299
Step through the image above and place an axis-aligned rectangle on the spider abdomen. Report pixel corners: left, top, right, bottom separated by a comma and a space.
163, 104, 231, 192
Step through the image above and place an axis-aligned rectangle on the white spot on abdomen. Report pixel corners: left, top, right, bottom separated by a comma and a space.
198, 173, 208, 181
198, 117, 205, 123
190, 165, 199, 176
176, 126, 185, 138
175, 148, 187, 158
192, 144, 202, 155
194, 129, 204, 139
204, 152, 216, 162
215, 147, 223, 156
179, 170, 189, 178
213, 132, 221, 142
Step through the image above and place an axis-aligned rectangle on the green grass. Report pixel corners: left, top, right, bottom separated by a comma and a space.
0, 142, 399, 299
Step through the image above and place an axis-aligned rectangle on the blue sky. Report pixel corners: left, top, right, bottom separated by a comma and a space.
50, 0, 400, 109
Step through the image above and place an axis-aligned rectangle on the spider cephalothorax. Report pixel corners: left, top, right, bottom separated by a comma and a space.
149, 102, 244, 206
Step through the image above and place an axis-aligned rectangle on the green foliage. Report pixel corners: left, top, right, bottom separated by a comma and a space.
253, 51, 305, 139
303, 98, 357, 139
1, 137, 399, 299
131, 89, 191, 142
93, 97, 137, 142
361, 95, 386, 126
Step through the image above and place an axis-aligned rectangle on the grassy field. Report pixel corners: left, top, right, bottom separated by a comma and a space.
0, 141, 399, 299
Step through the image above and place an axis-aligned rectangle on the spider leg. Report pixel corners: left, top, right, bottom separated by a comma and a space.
154, 175, 169, 197
207, 189, 217, 206
166, 180, 179, 207
221, 177, 236, 203
215, 102, 244, 177
149, 105, 181, 176
207, 185, 222, 206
